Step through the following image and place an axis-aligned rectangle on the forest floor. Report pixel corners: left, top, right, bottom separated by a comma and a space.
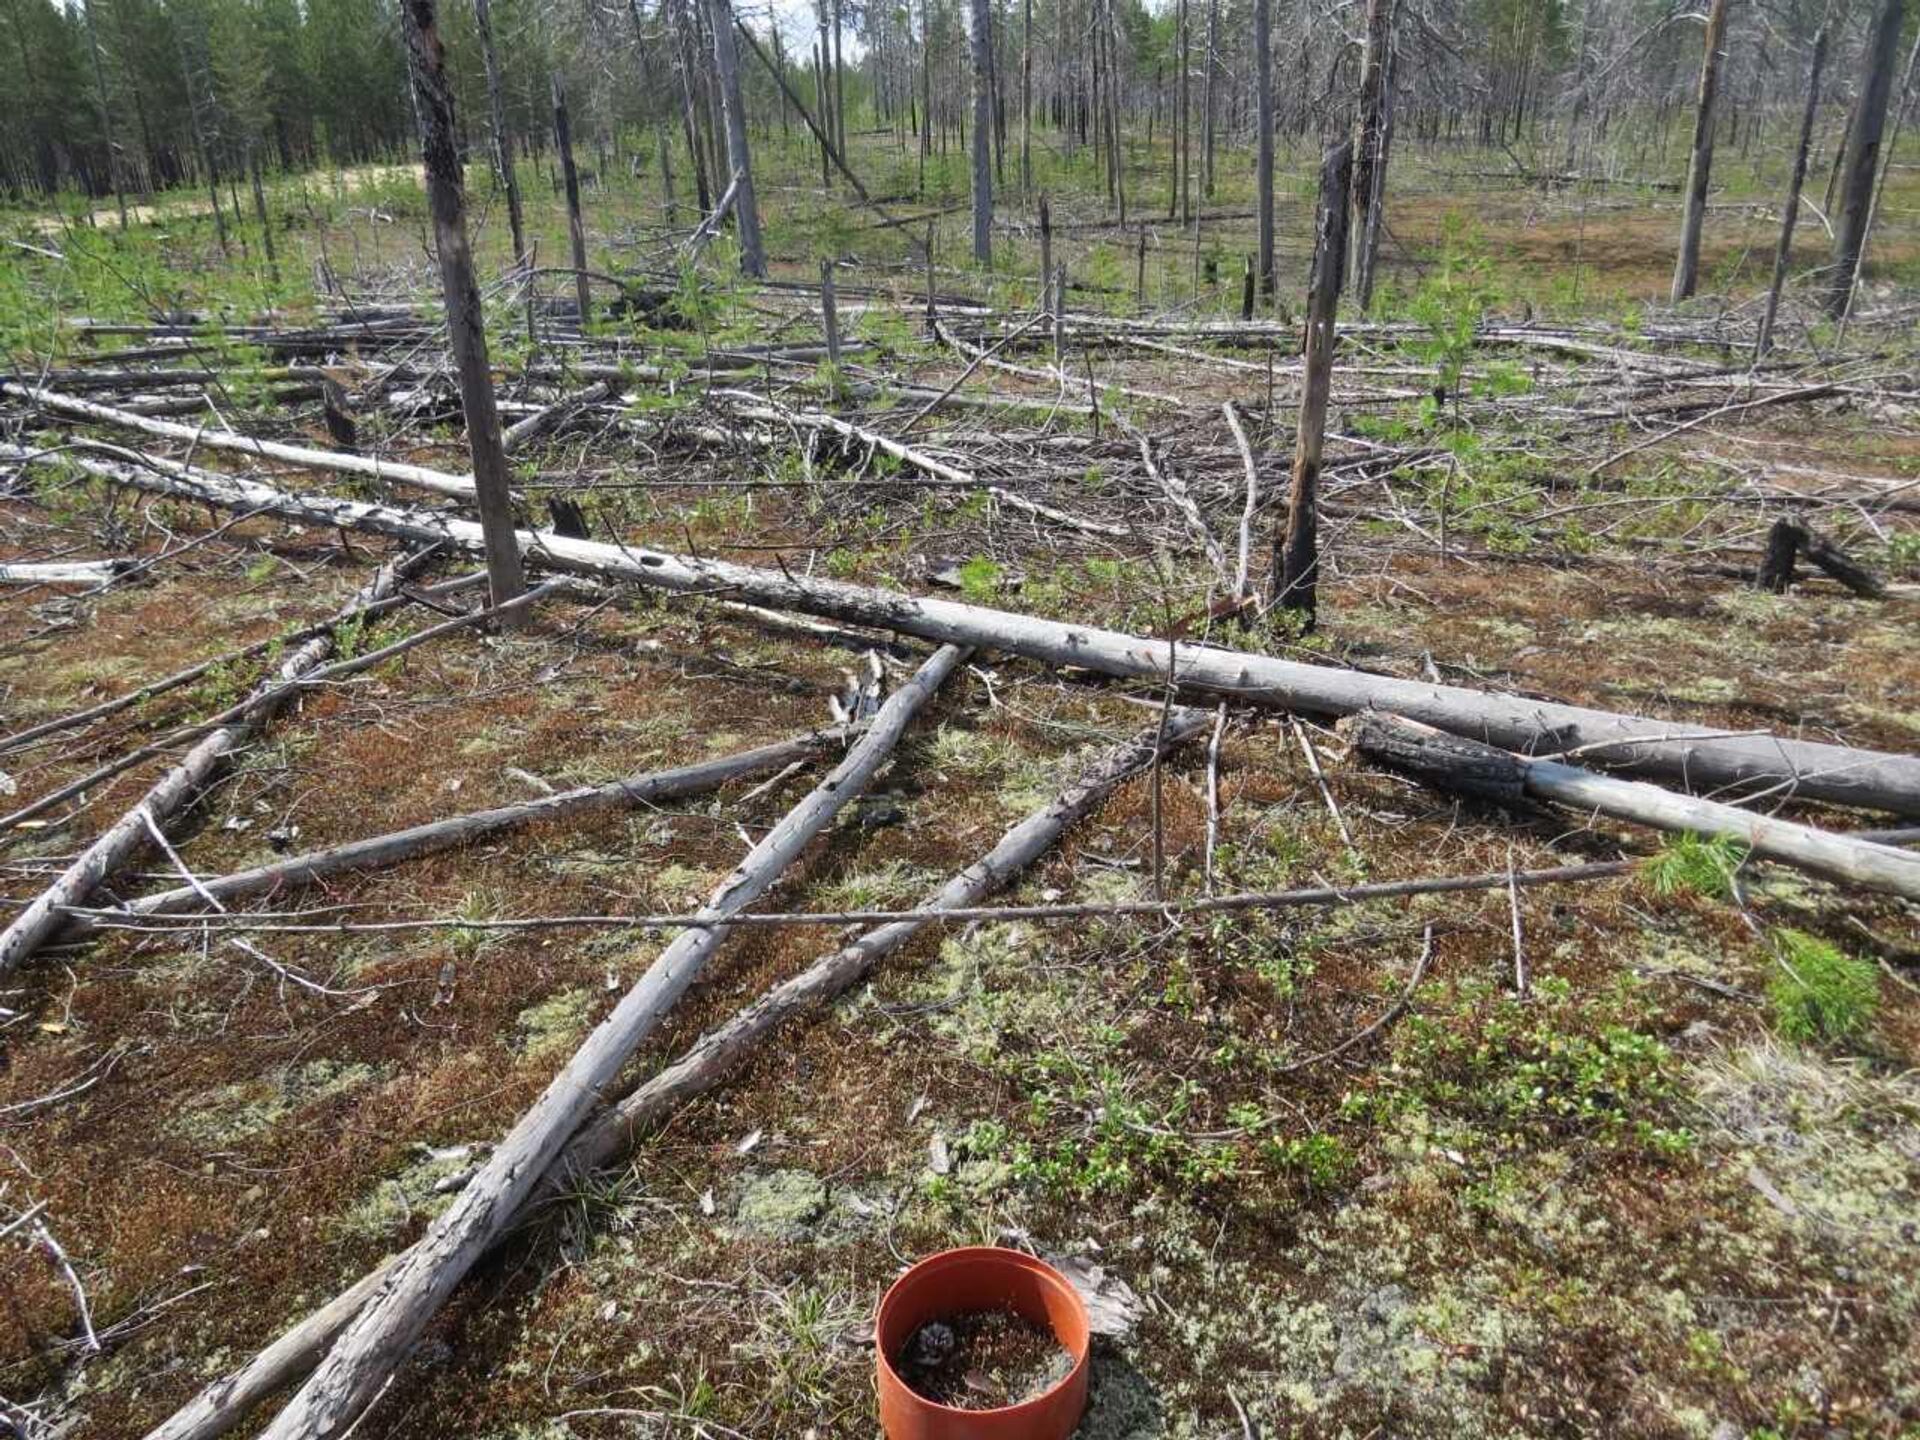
1, 131, 1918, 1440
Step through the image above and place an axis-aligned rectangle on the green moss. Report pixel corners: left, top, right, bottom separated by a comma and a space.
732, 1169, 827, 1239
174, 1059, 376, 1145
513, 987, 598, 1059
336, 1147, 475, 1239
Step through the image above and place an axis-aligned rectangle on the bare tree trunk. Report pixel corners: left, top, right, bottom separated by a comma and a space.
1671, 0, 1732, 302
671, 0, 713, 211
1254, 0, 1274, 297
400, 0, 526, 619
178, 30, 228, 254
1020, 0, 1032, 191
80, 0, 127, 229
658, 128, 678, 223
248, 144, 277, 284
1349, 0, 1391, 308
1355, 40, 1396, 309
1837, 24, 1920, 330
970, 0, 994, 262
1757, 27, 1827, 356
1828, 0, 1907, 316
474, 0, 526, 266
1201, 0, 1217, 199
704, 0, 766, 277
1273, 142, 1352, 625
832, 0, 847, 156
551, 76, 592, 323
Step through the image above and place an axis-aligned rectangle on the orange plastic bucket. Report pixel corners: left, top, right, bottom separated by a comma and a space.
875, 1246, 1091, 1440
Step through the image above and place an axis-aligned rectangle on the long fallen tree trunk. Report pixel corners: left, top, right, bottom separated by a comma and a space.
146, 700, 1190, 1440
252, 643, 967, 1440
7, 440, 1919, 816
1344, 712, 1920, 901
65, 726, 862, 937
8, 386, 480, 500
0, 554, 419, 982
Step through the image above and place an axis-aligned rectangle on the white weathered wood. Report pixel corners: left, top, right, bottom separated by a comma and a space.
143, 698, 1188, 1440
69, 727, 860, 936
11, 386, 480, 499
1524, 757, 1920, 901
0, 559, 129, 585
253, 644, 965, 1439
8, 441, 1919, 816
1348, 713, 1920, 901
0, 559, 411, 982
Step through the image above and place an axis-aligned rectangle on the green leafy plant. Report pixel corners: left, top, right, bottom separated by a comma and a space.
1641, 832, 1748, 901
1767, 929, 1878, 1045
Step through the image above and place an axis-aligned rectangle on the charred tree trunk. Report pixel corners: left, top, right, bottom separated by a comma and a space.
399, 0, 526, 619
1757, 27, 1827, 355
1671, 0, 1732, 302
1826, 0, 1904, 317
474, 0, 526, 266
551, 76, 592, 323
1273, 142, 1352, 626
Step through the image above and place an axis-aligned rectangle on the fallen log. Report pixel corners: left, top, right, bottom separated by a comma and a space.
64, 726, 862, 937
500, 380, 612, 453
0, 553, 422, 982
6, 385, 480, 501
144, 699, 1193, 1440
711, 391, 1128, 540
0, 559, 133, 585
7, 440, 1919, 816
251, 644, 967, 1440
1344, 712, 1920, 901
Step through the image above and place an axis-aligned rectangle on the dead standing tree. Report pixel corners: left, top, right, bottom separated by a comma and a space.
1254, 0, 1275, 297
1273, 141, 1353, 626
971, 0, 993, 263
1671, 0, 1732, 303
474, 0, 526, 267
1826, 0, 1905, 316
551, 75, 593, 323
1757, 26, 1827, 356
1349, 0, 1392, 309
399, 0, 526, 618
705, 0, 766, 277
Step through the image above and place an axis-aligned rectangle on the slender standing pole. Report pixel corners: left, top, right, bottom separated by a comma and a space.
1273, 142, 1352, 626
1757, 27, 1827, 356
705, 0, 766, 276
1253, 0, 1274, 297
475, 0, 526, 266
970, 0, 994, 263
1827, 0, 1907, 316
551, 75, 592, 324
400, 0, 526, 620
1671, 0, 1732, 302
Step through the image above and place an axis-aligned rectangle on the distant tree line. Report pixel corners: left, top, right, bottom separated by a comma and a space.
0, 0, 1909, 228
